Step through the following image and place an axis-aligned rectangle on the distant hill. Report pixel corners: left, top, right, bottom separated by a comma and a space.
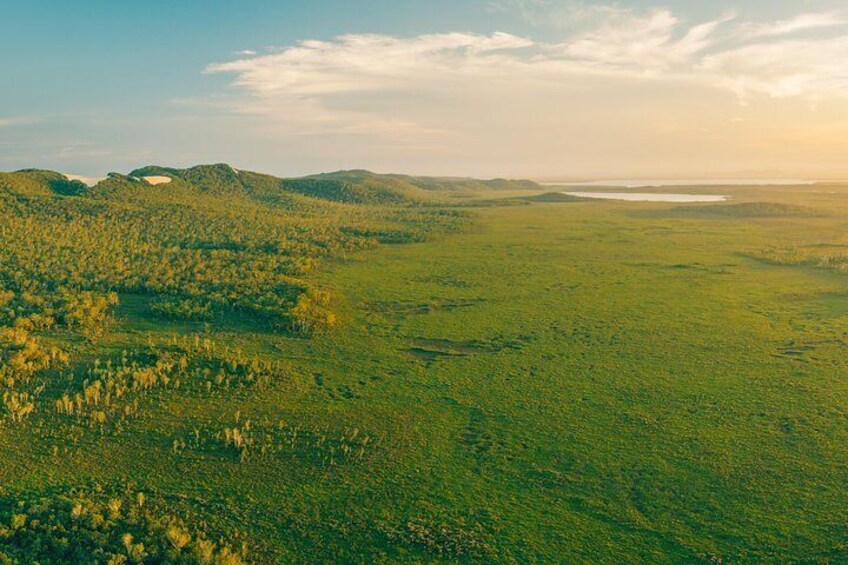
123, 165, 541, 205
130, 164, 241, 193
280, 170, 430, 204
125, 164, 310, 208
1, 164, 542, 207
282, 170, 541, 204
0, 169, 88, 197
301, 170, 540, 196
126, 164, 429, 206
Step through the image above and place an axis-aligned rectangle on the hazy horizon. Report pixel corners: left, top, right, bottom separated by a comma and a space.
3, 0, 848, 179
17, 166, 844, 187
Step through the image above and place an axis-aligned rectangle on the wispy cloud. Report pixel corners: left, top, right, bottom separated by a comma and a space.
701, 35, 848, 100
487, 0, 625, 30
0, 116, 39, 128
554, 9, 736, 72
208, 32, 533, 97
743, 12, 845, 38
205, 32, 534, 137
56, 145, 114, 159
203, 7, 848, 139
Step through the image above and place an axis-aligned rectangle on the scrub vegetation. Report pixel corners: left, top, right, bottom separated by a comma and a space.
2, 167, 848, 562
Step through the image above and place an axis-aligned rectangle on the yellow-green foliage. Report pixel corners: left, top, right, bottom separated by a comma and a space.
755, 245, 848, 273
55, 337, 281, 430
187, 416, 380, 467
290, 288, 337, 335
0, 325, 66, 424
0, 287, 118, 339
0, 326, 66, 391
0, 167, 466, 329
0, 487, 248, 564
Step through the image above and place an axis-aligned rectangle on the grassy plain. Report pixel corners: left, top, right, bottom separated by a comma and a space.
4, 180, 848, 563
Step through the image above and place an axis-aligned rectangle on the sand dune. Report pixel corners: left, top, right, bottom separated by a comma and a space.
142, 176, 172, 185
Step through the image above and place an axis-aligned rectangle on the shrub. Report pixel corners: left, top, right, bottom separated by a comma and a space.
151, 297, 214, 321
0, 488, 249, 564
290, 289, 338, 335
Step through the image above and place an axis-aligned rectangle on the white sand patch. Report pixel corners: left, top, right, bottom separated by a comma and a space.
64, 174, 105, 187
142, 176, 172, 185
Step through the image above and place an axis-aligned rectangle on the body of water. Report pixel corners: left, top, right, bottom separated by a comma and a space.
545, 179, 813, 188
564, 192, 729, 203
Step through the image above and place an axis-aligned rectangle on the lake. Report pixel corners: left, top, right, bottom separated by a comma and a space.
544, 178, 814, 188
564, 192, 729, 202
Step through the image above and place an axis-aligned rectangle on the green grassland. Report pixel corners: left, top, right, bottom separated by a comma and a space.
3, 170, 848, 563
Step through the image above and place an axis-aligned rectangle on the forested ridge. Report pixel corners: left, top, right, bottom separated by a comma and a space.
0, 164, 534, 563
0, 164, 487, 330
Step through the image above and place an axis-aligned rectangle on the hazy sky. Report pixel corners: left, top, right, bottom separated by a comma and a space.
2, 0, 848, 179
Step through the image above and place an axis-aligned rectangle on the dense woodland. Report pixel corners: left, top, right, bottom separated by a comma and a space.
0, 165, 538, 562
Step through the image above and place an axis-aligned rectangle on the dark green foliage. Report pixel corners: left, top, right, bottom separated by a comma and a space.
127, 165, 297, 206
151, 297, 214, 321
0, 166, 465, 330
513, 191, 588, 203
128, 164, 491, 206
382, 517, 498, 560
278, 176, 421, 204
295, 169, 541, 202
0, 170, 87, 197
0, 487, 247, 564
660, 201, 823, 217
309, 169, 540, 192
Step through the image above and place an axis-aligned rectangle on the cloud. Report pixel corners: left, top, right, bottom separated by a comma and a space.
0, 117, 38, 128
56, 145, 114, 159
743, 12, 845, 38
208, 32, 534, 97
554, 9, 736, 72
205, 32, 535, 136
701, 35, 848, 100
203, 8, 848, 140
487, 0, 627, 30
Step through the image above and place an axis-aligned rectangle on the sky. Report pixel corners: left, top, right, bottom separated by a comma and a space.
2, 0, 848, 180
